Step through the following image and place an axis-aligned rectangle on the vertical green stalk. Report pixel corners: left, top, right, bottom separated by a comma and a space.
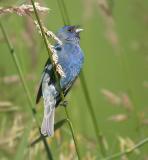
64, 107, 81, 159
80, 73, 106, 156
0, 22, 53, 160
57, 0, 70, 25
56, 0, 107, 156
117, 52, 142, 136
30, 0, 81, 159
56, 0, 68, 25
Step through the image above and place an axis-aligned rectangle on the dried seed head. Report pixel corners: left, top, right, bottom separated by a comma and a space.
108, 114, 128, 122
0, 101, 12, 107
56, 64, 66, 78
0, 2, 49, 16
143, 81, 148, 88
54, 130, 61, 144
97, 0, 120, 50
142, 119, 148, 125
52, 52, 58, 64
34, 20, 62, 45
101, 89, 121, 105
34, 21, 65, 77
118, 136, 140, 155
121, 93, 133, 111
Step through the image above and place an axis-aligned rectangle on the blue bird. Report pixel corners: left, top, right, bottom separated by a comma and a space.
36, 26, 84, 136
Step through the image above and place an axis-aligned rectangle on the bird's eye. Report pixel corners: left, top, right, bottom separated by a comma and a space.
67, 28, 74, 33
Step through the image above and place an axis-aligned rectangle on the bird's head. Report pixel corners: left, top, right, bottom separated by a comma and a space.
56, 25, 83, 43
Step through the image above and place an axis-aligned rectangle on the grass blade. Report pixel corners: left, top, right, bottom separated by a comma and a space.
14, 120, 33, 160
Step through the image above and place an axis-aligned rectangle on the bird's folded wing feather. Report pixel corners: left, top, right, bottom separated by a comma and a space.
36, 60, 77, 105
36, 58, 52, 104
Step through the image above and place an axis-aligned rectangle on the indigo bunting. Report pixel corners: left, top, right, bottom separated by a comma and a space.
36, 26, 84, 136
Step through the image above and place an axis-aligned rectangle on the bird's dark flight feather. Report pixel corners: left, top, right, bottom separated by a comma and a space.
36, 58, 51, 104
36, 58, 78, 106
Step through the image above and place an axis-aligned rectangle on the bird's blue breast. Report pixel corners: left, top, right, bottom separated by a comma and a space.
57, 43, 84, 88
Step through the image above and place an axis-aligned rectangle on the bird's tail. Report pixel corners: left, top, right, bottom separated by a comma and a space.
41, 108, 55, 136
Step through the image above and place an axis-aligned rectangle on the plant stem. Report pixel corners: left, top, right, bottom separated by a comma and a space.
56, 0, 107, 156
30, 0, 81, 159
0, 22, 53, 160
80, 72, 106, 156
57, 0, 70, 25
56, 0, 67, 25
64, 107, 81, 160
103, 137, 148, 160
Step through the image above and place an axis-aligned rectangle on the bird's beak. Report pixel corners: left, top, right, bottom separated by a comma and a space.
75, 28, 84, 33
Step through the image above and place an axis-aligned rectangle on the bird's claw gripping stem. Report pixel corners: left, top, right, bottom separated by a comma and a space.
60, 100, 68, 107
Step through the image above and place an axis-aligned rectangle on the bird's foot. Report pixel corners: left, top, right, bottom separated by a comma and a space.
60, 100, 68, 107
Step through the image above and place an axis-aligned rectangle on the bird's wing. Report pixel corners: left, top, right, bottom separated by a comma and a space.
36, 44, 62, 104
36, 59, 78, 106
55, 76, 78, 106
54, 44, 83, 106
36, 58, 53, 104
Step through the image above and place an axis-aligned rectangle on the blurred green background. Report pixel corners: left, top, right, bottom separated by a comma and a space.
0, 0, 148, 159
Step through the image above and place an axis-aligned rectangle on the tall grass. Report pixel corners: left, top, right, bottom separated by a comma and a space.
0, 0, 148, 159
0, 22, 53, 160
